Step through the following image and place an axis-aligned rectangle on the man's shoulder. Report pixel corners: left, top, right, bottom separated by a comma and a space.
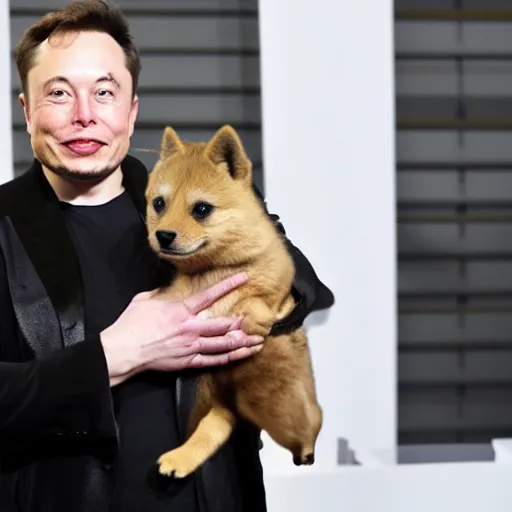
0, 171, 32, 220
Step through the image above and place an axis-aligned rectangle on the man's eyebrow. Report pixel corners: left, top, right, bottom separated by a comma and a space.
42, 75, 69, 89
98, 73, 121, 89
41, 73, 121, 89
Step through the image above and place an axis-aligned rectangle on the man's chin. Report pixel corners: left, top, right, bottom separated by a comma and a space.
42, 161, 121, 183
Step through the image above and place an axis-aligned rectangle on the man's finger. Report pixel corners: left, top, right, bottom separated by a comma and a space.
184, 272, 248, 314
133, 288, 160, 301
190, 344, 263, 368
184, 316, 244, 337
197, 331, 264, 354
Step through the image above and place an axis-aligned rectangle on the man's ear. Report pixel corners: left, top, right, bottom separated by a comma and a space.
18, 92, 31, 135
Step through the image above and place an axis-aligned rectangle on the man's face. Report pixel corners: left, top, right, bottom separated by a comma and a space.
19, 30, 139, 182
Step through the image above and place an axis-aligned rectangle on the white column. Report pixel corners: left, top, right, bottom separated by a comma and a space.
0, 0, 13, 184
258, 0, 397, 474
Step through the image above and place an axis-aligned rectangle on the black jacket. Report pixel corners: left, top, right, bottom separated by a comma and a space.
0, 156, 335, 511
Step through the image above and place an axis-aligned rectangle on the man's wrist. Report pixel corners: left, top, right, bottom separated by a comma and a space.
99, 331, 130, 382
109, 366, 141, 387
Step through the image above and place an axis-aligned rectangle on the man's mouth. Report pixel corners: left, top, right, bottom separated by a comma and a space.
63, 139, 106, 156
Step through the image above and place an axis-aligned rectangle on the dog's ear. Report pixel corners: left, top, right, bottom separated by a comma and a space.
205, 125, 252, 182
160, 126, 184, 161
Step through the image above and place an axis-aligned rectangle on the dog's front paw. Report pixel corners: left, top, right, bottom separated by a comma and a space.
157, 449, 196, 479
231, 298, 275, 337
241, 315, 272, 337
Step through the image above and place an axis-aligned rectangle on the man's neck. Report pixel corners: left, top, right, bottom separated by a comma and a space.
42, 166, 125, 206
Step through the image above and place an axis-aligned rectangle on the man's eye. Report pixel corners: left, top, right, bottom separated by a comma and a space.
95, 90, 115, 103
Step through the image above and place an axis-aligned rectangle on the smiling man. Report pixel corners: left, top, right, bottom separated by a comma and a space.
18, 26, 139, 202
0, 1, 334, 511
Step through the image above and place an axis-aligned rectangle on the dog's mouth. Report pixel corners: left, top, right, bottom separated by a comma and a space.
159, 240, 208, 257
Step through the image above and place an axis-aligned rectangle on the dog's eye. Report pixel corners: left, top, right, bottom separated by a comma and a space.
192, 202, 214, 220
153, 196, 166, 213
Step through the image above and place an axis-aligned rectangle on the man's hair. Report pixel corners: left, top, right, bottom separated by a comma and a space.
14, 0, 141, 98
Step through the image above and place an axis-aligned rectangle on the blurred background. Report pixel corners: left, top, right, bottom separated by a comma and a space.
396, 0, 512, 447
7, 0, 512, 454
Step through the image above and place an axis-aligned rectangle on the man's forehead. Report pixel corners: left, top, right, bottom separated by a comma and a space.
33, 31, 125, 69
28, 31, 129, 86
39, 30, 121, 53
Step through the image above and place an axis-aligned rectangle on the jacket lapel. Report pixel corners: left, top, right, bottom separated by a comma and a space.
7, 161, 85, 349
0, 215, 64, 357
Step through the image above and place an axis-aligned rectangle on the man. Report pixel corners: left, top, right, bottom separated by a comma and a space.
0, 1, 334, 511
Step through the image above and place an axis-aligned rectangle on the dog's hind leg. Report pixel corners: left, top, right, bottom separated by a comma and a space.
235, 331, 322, 466
240, 381, 322, 465
236, 376, 322, 465
157, 404, 236, 478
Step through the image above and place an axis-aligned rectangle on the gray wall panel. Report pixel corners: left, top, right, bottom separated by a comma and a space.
396, 0, 512, 10
399, 224, 512, 253
400, 261, 512, 293
400, 388, 512, 431
399, 172, 512, 202
399, 389, 460, 431
400, 351, 512, 383
400, 312, 512, 345
396, 62, 512, 97
398, 172, 460, 201
396, 22, 512, 55
398, 132, 512, 163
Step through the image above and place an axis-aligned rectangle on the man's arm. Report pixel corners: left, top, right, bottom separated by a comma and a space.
252, 184, 335, 334
0, 249, 117, 452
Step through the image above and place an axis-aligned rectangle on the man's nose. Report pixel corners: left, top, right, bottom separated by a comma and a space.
73, 93, 95, 126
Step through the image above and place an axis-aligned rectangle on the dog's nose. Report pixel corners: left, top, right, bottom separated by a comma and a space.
156, 230, 177, 250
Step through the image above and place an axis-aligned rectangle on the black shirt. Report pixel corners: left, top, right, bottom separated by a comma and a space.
61, 190, 199, 512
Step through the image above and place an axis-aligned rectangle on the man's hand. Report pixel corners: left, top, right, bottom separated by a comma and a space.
100, 272, 264, 386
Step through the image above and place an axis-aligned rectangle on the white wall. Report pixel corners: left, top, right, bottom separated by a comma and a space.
262, 463, 512, 512
0, 0, 13, 184
258, 0, 397, 474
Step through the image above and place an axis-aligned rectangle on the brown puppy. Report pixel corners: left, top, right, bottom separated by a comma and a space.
145, 125, 322, 478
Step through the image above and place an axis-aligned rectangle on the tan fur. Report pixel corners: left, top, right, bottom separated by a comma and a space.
145, 125, 323, 478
